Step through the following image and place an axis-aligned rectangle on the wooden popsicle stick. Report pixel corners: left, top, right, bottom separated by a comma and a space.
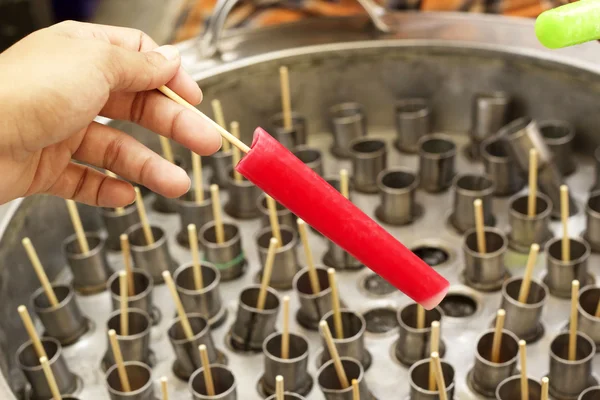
211, 99, 230, 152
431, 352, 447, 400
519, 340, 528, 400
279, 66, 293, 131
188, 224, 204, 290
163, 271, 195, 340
22, 238, 59, 307
569, 280, 580, 361
159, 136, 175, 164
540, 377, 549, 400
416, 304, 426, 329
160, 377, 169, 400
109, 329, 131, 392
266, 195, 282, 248
528, 149, 538, 217
119, 271, 129, 336
491, 309, 506, 363
199, 344, 215, 396
276, 375, 284, 400
474, 199, 486, 254
40, 356, 62, 400
231, 122, 243, 182
352, 379, 360, 400
340, 169, 349, 199
518, 244, 540, 304
158, 86, 249, 154
192, 152, 204, 203
428, 321, 440, 391
18, 305, 47, 359
328, 268, 344, 339
320, 321, 349, 388
134, 187, 154, 245
297, 219, 321, 294
561, 185, 570, 262
257, 237, 279, 310
65, 200, 89, 254
120, 234, 135, 296
210, 184, 225, 244
281, 296, 290, 359
105, 170, 125, 215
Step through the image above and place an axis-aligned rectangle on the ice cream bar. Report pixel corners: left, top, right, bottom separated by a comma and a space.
236, 128, 449, 309
535, 0, 600, 49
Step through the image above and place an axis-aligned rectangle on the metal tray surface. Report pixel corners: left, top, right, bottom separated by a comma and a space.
37, 129, 599, 399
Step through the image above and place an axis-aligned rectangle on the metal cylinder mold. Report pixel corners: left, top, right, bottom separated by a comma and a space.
104, 308, 151, 367
231, 285, 280, 351
349, 137, 387, 193
167, 313, 221, 380
63, 233, 112, 294
321, 310, 371, 370
481, 136, 525, 196
105, 361, 154, 400
577, 286, 600, 349
584, 191, 600, 253
270, 111, 308, 149
418, 134, 456, 193
593, 147, 600, 192
262, 332, 312, 396
376, 167, 420, 225
545, 237, 591, 298
324, 240, 362, 271
256, 226, 299, 289
468, 91, 511, 160
507, 193, 553, 253
580, 386, 600, 400
225, 166, 261, 219
395, 98, 431, 154
211, 150, 233, 188
127, 224, 176, 283
539, 120, 576, 177
293, 266, 332, 330
175, 190, 212, 247
257, 193, 297, 233
108, 269, 155, 325
317, 357, 370, 400
189, 364, 237, 400
450, 174, 495, 233
469, 329, 519, 397
16, 337, 77, 400
32, 284, 87, 345
496, 376, 542, 400
462, 227, 508, 291
329, 102, 367, 158
174, 262, 226, 328
199, 222, 246, 282
395, 303, 446, 366
409, 357, 455, 400
153, 194, 179, 214
100, 204, 140, 251
500, 277, 548, 343
292, 145, 324, 176
549, 332, 596, 399
501, 116, 576, 217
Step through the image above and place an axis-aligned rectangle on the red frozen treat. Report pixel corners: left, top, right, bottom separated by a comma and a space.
236, 128, 449, 309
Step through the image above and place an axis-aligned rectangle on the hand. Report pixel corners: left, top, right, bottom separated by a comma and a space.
0, 21, 221, 207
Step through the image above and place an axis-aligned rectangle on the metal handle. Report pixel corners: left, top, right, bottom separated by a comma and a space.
199, 0, 390, 58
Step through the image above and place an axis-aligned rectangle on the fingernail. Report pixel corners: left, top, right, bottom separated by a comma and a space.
153, 45, 179, 61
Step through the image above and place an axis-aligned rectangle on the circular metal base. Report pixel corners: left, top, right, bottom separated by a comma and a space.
224, 329, 266, 354
257, 373, 314, 397
461, 270, 510, 293
545, 372, 598, 400
224, 202, 261, 220
392, 339, 447, 367
508, 231, 553, 254
172, 348, 228, 381
466, 367, 497, 398
217, 258, 247, 282
374, 203, 423, 226
543, 272, 595, 299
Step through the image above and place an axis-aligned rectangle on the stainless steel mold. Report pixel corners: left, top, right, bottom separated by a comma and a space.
468, 91, 511, 160
62, 233, 111, 294
99, 205, 140, 252
270, 112, 307, 150
394, 98, 431, 154
481, 136, 525, 197
329, 102, 367, 159
417, 134, 456, 193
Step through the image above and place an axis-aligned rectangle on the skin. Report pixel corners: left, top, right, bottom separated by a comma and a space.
0, 21, 221, 208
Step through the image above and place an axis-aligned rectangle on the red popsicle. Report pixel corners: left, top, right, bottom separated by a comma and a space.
237, 128, 449, 309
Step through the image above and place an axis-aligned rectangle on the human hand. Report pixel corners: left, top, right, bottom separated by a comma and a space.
0, 21, 221, 207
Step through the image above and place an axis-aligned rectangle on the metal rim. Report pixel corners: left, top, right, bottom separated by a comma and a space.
292, 266, 332, 300
105, 361, 153, 396
495, 375, 541, 400
106, 308, 152, 341
317, 357, 364, 393
125, 224, 167, 251
167, 313, 211, 345
395, 98, 430, 119
62, 233, 105, 260
189, 364, 237, 399
508, 192, 553, 221
173, 261, 221, 296
17, 337, 62, 371
501, 276, 548, 310
256, 225, 298, 254
453, 174, 495, 197
549, 332, 596, 365
107, 269, 153, 303
176, 190, 212, 208
257, 192, 293, 219
99, 202, 137, 218
239, 285, 280, 315
376, 167, 419, 195
321, 309, 366, 344
397, 303, 445, 334
417, 133, 457, 160
32, 284, 74, 313
586, 190, 600, 219
348, 137, 387, 159
329, 102, 365, 125
538, 119, 575, 145
199, 221, 241, 248
463, 227, 508, 259
578, 285, 600, 322
408, 357, 455, 395
473, 329, 520, 368
545, 236, 591, 268
262, 331, 310, 363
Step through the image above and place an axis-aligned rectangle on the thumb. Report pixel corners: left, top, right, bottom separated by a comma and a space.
106, 44, 181, 92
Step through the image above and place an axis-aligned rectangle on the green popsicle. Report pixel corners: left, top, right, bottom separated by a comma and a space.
536, 0, 600, 49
